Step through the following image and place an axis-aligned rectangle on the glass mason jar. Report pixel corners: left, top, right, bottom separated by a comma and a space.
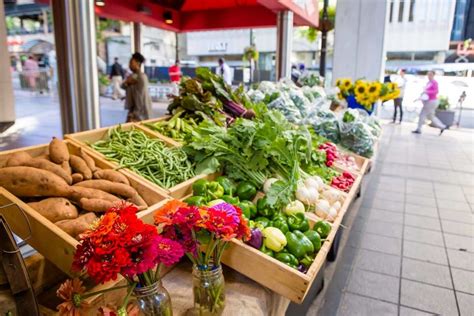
192, 264, 226, 316
133, 281, 173, 316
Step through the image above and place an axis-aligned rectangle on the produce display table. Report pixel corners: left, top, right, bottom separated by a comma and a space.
0, 109, 378, 314
163, 261, 290, 316
32, 259, 289, 315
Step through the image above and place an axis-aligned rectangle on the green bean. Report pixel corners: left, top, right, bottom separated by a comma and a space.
89, 127, 195, 189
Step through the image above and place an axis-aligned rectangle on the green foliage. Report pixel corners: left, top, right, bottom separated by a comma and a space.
438, 96, 450, 110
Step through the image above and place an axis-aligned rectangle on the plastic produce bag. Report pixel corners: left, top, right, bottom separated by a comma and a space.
339, 110, 375, 157
309, 109, 340, 142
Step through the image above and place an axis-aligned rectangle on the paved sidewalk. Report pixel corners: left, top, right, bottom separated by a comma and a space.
316, 122, 474, 316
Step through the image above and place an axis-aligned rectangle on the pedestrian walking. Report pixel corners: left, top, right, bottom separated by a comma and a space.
23, 55, 39, 92
216, 58, 233, 85
393, 69, 406, 123
121, 53, 152, 122
110, 57, 124, 100
168, 60, 182, 95
412, 71, 448, 135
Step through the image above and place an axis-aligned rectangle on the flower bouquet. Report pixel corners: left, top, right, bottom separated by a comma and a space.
154, 200, 251, 316
336, 78, 400, 114
57, 203, 184, 316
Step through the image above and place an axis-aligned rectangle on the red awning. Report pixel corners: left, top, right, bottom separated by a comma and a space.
93, 0, 318, 32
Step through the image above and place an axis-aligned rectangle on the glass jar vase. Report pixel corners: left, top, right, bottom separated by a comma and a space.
133, 281, 173, 316
192, 264, 225, 316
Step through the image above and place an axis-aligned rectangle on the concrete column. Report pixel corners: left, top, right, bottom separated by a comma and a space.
332, 0, 389, 83
0, 0, 15, 124
42, 9, 49, 34
51, 0, 100, 133
276, 11, 293, 80
131, 22, 142, 53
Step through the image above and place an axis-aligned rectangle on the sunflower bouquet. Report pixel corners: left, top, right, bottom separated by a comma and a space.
336, 78, 400, 112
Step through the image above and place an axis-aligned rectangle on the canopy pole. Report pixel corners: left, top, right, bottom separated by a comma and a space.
332, 0, 388, 83
52, 0, 100, 133
276, 10, 293, 80
131, 22, 142, 53
0, 0, 15, 126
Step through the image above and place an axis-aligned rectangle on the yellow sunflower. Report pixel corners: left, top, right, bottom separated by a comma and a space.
354, 81, 369, 96
368, 82, 382, 98
341, 78, 353, 90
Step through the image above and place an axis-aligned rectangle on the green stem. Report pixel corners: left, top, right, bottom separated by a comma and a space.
120, 282, 137, 310
154, 263, 163, 282
81, 284, 130, 300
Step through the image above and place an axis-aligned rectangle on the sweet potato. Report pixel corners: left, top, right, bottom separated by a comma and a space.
71, 173, 83, 184
93, 169, 130, 185
129, 193, 148, 209
79, 148, 97, 172
69, 186, 121, 203
28, 198, 78, 222
37, 154, 50, 160
74, 179, 136, 199
70, 155, 92, 180
55, 213, 97, 239
49, 137, 69, 164
0, 167, 72, 197
61, 160, 72, 176
79, 198, 116, 213
5, 152, 31, 167
7, 157, 73, 185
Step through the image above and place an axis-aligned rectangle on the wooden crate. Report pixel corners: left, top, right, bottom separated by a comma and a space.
333, 149, 370, 176
151, 188, 349, 304
65, 123, 211, 199
0, 140, 168, 275
138, 116, 183, 147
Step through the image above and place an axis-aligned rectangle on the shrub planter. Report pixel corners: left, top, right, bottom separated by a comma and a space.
435, 110, 455, 127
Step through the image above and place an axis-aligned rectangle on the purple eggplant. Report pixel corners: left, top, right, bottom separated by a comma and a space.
297, 264, 307, 274
246, 228, 263, 249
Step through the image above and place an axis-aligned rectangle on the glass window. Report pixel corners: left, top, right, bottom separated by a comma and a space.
409, 0, 415, 22
389, 0, 394, 23
399, 0, 405, 22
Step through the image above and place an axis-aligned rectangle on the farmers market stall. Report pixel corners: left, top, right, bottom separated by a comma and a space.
0, 68, 380, 315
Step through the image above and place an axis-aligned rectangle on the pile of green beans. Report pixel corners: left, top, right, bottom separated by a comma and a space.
91, 126, 195, 189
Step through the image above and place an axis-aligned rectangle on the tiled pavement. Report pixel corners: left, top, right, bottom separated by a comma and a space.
316, 123, 474, 316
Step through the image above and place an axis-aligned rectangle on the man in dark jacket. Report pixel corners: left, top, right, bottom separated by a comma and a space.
110, 57, 124, 99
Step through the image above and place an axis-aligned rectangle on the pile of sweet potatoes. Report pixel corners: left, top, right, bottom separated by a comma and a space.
0, 137, 149, 239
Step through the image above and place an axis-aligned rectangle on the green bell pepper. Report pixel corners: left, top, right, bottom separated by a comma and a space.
256, 197, 274, 217
184, 196, 207, 206
259, 244, 274, 257
313, 220, 331, 239
192, 179, 209, 196
236, 182, 257, 201
255, 217, 271, 228
207, 181, 224, 199
216, 176, 236, 196
287, 213, 310, 232
221, 195, 239, 205
272, 217, 289, 234
304, 230, 322, 251
285, 231, 314, 259
300, 255, 314, 268
275, 252, 299, 269
237, 201, 256, 219
262, 227, 287, 252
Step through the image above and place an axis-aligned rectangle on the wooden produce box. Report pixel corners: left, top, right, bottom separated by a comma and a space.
0, 140, 168, 275
138, 116, 183, 147
164, 188, 350, 304
65, 123, 210, 199
221, 193, 349, 303
333, 149, 370, 176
